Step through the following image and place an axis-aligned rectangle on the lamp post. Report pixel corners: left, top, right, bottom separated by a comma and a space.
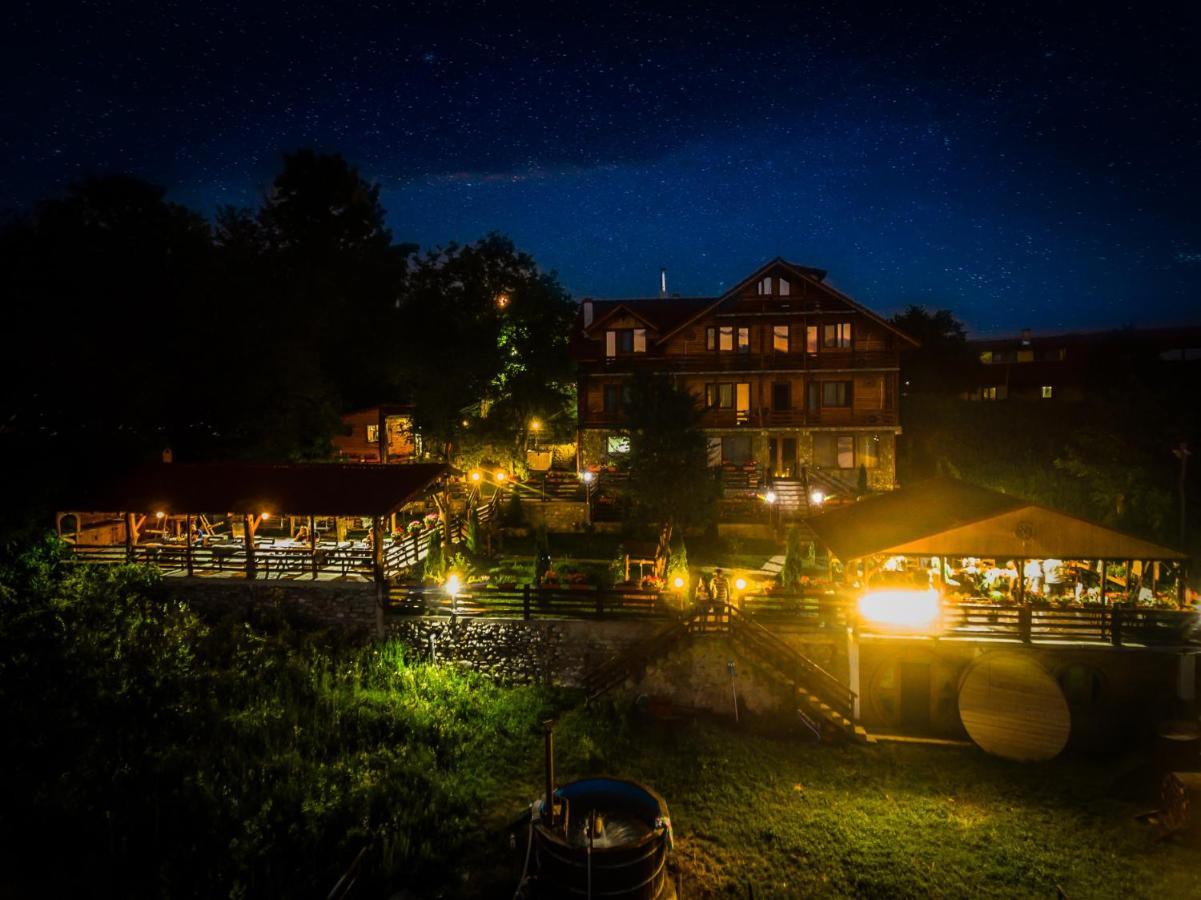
764, 489, 777, 528
445, 572, 461, 614
581, 470, 594, 525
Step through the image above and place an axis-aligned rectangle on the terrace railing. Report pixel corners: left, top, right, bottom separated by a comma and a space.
387, 584, 669, 620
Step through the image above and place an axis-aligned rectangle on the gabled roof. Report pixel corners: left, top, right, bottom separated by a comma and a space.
654, 258, 919, 347
807, 476, 1186, 562
60, 462, 451, 518
580, 297, 715, 337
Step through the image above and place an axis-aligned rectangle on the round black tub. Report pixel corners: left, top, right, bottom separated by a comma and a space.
532, 777, 672, 899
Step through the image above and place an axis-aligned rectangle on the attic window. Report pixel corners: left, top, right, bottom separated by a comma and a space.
757, 277, 772, 295
779, 278, 790, 296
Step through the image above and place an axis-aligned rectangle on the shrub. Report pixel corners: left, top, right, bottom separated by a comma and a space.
425, 528, 445, 581
780, 526, 805, 591
503, 490, 525, 526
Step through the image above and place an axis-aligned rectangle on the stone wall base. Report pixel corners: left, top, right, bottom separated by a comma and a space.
165, 577, 381, 638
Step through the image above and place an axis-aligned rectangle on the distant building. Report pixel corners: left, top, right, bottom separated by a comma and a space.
333, 405, 420, 463
961, 326, 1201, 403
571, 258, 917, 494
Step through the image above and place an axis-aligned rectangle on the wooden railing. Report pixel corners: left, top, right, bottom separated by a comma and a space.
387, 584, 670, 620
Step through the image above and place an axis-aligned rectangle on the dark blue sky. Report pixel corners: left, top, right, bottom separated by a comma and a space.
4, 2, 1199, 334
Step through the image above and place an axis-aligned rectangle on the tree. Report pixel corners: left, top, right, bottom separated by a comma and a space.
424, 529, 444, 582
779, 526, 806, 591
891, 305, 974, 395
666, 531, 689, 586
465, 505, 483, 557
621, 373, 719, 560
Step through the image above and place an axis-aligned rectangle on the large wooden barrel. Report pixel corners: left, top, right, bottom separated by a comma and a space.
958, 652, 1070, 761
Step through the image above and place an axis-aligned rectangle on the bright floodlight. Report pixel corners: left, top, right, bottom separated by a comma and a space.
155, 511, 165, 519
809, 489, 825, 506
260, 512, 271, 520
470, 470, 482, 482
734, 577, 747, 591
529, 418, 542, 431
764, 490, 777, 504
673, 575, 685, 589
494, 470, 507, 482
857, 589, 941, 632
581, 470, 594, 483
445, 573, 461, 598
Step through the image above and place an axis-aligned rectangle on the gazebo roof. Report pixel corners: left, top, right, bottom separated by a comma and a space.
62, 462, 451, 518
806, 476, 1186, 562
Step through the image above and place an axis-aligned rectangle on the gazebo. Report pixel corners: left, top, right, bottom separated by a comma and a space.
807, 476, 1189, 608
56, 462, 453, 586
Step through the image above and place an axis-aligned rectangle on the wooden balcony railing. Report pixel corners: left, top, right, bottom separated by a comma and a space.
579, 350, 899, 372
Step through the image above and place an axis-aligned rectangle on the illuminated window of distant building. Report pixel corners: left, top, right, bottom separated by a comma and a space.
706, 327, 716, 351
1017, 349, 1034, 363
823, 321, 852, 349
806, 325, 818, 353
773, 325, 789, 353
979, 351, 994, 363
737, 326, 750, 353
607, 435, 630, 455
735, 383, 751, 421
633, 328, 646, 353
982, 386, 999, 400
719, 326, 734, 351
778, 278, 790, 296
605, 330, 617, 357
366, 424, 379, 443
1041, 385, 1054, 399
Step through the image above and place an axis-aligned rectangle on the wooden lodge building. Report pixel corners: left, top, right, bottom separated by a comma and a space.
333, 404, 420, 463
572, 259, 918, 507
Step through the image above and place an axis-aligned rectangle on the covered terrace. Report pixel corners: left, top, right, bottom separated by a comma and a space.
56, 462, 452, 585
806, 476, 1195, 645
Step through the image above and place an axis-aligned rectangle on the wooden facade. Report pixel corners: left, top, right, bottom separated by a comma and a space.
332, 405, 419, 463
572, 259, 917, 489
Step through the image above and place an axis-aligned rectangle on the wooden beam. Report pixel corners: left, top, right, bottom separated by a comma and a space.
378, 408, 389, 464
309, 514, 318, 580
185, 514, 194, 577
1099, 559, 1107, 606
371, 515, 386, 587
243, 513, 257, 579
124, 511, 136, 561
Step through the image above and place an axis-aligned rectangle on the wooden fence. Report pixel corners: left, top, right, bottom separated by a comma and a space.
387, 584, 671, 620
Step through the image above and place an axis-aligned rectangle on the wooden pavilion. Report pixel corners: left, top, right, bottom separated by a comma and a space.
55, 462, 452, 586
807, 476, 1190, 607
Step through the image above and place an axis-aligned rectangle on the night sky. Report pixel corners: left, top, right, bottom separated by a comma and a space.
4, 2, 1199, 334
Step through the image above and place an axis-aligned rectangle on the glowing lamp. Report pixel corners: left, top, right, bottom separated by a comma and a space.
529, 418, 542, 431
445, 573, 461, 598
581, 470, 594, 483
470, 470, 482, 482
495, 293, 510, 309
494, 471, 507, 483
764, 490, 777, 504
260, 512, 271, 520
673, 576, 685, 590
734, 577, 747, 592
809, 490, 825, 506
155, 511, 165, 519
857, 589, 942, 633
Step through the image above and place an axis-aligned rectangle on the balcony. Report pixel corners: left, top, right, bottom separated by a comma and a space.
582, 408, 898, 429
579, 350, 899, 373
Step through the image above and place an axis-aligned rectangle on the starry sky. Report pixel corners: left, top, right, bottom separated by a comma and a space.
4, 1, 1199, 334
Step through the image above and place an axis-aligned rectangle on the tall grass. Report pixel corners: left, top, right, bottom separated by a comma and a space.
0, 538, 566, 898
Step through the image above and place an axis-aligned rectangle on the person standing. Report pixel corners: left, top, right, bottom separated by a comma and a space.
711, 568, 731, 611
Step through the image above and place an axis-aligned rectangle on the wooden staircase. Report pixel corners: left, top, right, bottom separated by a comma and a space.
583, 605, 870, 743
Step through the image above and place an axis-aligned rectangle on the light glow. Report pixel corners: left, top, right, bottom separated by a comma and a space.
734, 577, 747, 591
155, 511, 165, 519
581, 470, 594, 483
529, 418, 542, 431
445, 573, 461, 597
673, 575, 685, 590
810, 490, 825, 506
764, 490, 777, 504
260, 512, 270, 520
470, 470, 482, 482
494, 470, 507, 482
857, 589, 942, 632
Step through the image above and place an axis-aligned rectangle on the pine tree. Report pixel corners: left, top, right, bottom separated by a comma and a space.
425, 528, 444, 581
466, 505, 482, 556
666, 530, 688, 585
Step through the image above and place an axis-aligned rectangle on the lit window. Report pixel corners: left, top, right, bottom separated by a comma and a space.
735, 383, 751, 420
758, 276, 772, 295
779, 278, 790, 296
719, 383, 734, 408
806, 325, 818, 354
719, 326, 734, 351
1017, 349, 1034, 363
773, 325, 789, 353
1041, 385, 1054, 399
633, 328, 646, 353
823, 322, 852, 349
982, 386, 998, 401
605, 330, 616, 357
366, 424, 379, 443
607, 435, 630, 455
706, 327, 716, 351
979, 351, 994, 363
737, 327, 750, 353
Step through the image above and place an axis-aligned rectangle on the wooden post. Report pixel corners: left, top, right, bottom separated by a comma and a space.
243, 513, 257, 579
371, 515, 386, 588
1111, 606, 1123, 647
378, 408, 389, 464
1180, 562, 1188, 609
185, 514, 194, 577
309, 514, 318, 579
1099, 560, 1107, 606
124, 511, 136, 562
1018, 605, 1032, 643
1016, 557, 1026, 606
523, 584, 532, 620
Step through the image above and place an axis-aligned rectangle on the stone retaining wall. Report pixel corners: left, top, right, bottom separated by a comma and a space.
386, 617, 661, 685
165, 577, 381, 637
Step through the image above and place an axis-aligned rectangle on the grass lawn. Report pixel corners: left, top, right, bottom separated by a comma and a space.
477, 705, 1200, 898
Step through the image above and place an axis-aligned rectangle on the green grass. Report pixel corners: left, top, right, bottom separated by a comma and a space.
480, 706, 1201, 898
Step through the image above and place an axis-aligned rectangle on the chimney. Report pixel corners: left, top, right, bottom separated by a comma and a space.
582, 300, 593, 328
660, 267, 667, 299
